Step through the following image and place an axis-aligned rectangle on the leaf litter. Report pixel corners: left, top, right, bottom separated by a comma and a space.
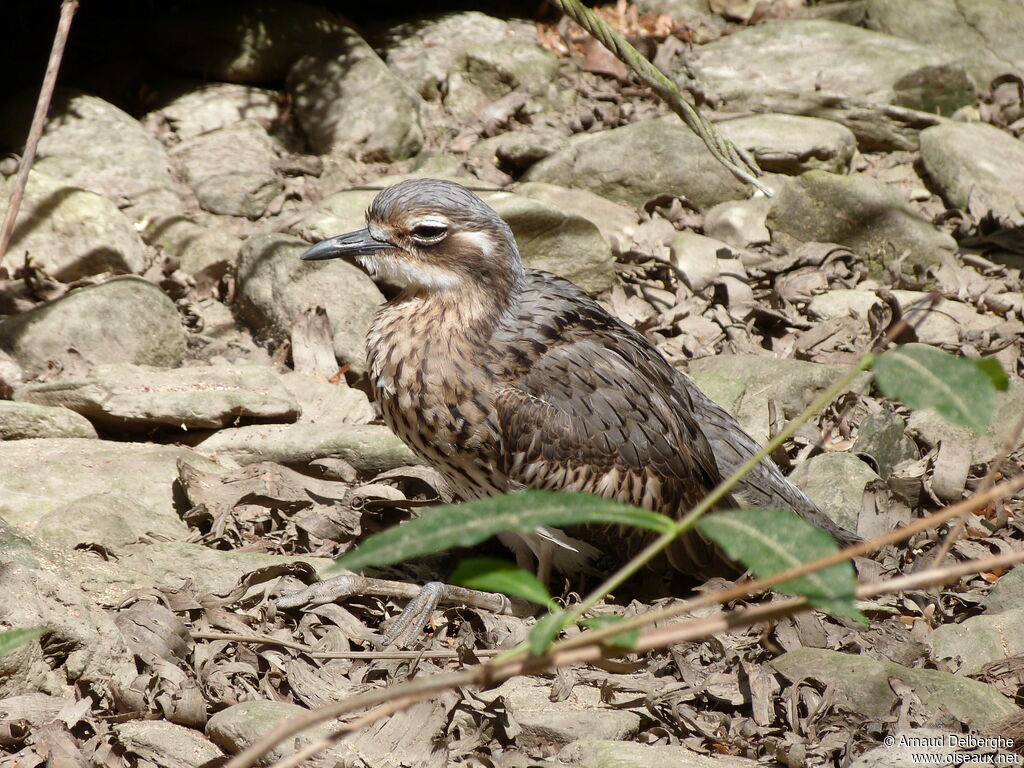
3, 7, 1024, 768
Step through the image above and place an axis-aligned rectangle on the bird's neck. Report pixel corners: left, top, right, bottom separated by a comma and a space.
396, 268, 521, 338
368, 277, 520, 385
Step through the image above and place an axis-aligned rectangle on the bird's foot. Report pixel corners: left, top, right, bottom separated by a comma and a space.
276, 574, 528, 648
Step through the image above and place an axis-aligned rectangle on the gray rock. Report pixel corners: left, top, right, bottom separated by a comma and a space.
635, 0, 725, 40
0, 438, 221, 531
514, 182, 639, 257
478, 678, 641, 749
686, 353, 871, 444
920, 122, 1024, 242
15, 363, 299, 431
145, 83, 284, 142
930, 608, 1024, 676
278, 371, 375, 426
0, 349, 23, 398
195, 423, 416, 475
291, 189, 380, 243
0, 693, 78, 729
96, 539, 331, 603
444, 40, 560, 120
681, 20, 974, 149
142, 215, 241, 295
288, 30, 423, 161
907, 379, 1024, 465
154, 2, 348, 83
114, 720, 223, 768
718, 113, 857, 174
8, 92, 179, 218
851, 408, 919, 478
206, 700, 340, 763
171, 120, 283, 218
384, 12, 534, 100
0, 401, 97, 440
0, 520, 136, 698
0, 277, 188, 374
234, 233, 383, 374
669, 231, 722, 292
790, 452, 878, 533
34, 493, 190, 551
770, 647, 1017, 729
636, 0, 714, 17
850, 728, 1019, 768
791, 0, 867, 25
807, 289, 1004, 347
984, 566, 1024, 614
704, 197, 772, 248
560, 739, 759, 768
768, 170, 957, 277
524, 118, 748, 209
1, 171, 147, 280
806, 289, 889, 322
481, 191, 616, 294
468, 130, 570, 177
864, 0, 1024, 88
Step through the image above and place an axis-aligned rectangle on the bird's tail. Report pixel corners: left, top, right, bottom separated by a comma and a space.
676, 370, 863, 550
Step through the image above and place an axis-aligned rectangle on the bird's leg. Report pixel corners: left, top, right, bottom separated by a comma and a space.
276, 574, 529, 648
535, 541, 555, 589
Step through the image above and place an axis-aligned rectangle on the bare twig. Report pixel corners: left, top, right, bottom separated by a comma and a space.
544, 473, 1024, 654
0, 0, 79, 272
224, 474, 1024, 768
225, 503, 1024, 768
190, 631, 501, 660
282, 546, 1024, 768
926, 410, 1024, 569
547, 0, 768, 194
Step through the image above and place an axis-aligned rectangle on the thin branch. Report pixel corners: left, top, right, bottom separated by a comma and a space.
230, 533, 1024, 768
0, 0, 78, 272
927, 410, 1024, 570
523, 293, 941, 654
190, 631, 500, 660
511, 356, 874, 654
547, 0, 769, 194
549, 473, 1024, 652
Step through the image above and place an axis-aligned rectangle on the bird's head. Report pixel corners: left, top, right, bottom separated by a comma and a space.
302, 179, 524, 295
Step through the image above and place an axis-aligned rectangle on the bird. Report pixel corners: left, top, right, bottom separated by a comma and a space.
302, 178, 859, 583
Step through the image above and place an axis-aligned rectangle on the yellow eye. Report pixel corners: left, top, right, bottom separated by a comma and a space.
410, 224, 447, 243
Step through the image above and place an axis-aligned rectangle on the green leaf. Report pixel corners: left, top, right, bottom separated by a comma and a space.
872, 344, 997, 431
451, 557, 554, 607
974, 357, 1009, 392
0, 627, 47, 658
335, 490, 673, 572
529, 611, 566, 656
580, 614, 640, 650
697, 508, 863, 622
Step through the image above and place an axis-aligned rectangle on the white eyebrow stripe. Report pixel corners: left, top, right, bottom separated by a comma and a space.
459, 230, 494, 256
411, 216, 449, 228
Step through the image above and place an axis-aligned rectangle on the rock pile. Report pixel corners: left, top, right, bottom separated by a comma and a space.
1, 2, 1022, 766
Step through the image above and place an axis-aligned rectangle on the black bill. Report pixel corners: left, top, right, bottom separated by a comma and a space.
301, 228, 392, 261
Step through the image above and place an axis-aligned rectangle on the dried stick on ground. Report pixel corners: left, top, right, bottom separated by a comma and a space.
0, 0, 79, 272
223, 473, 1024, 768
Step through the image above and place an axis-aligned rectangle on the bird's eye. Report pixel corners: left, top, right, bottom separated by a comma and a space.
410, 224, 447, 243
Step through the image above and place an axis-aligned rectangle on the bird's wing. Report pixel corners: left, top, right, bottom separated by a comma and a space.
492, 325, 734, 575
672, 371, 863, 547
493, 329, 721, 511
